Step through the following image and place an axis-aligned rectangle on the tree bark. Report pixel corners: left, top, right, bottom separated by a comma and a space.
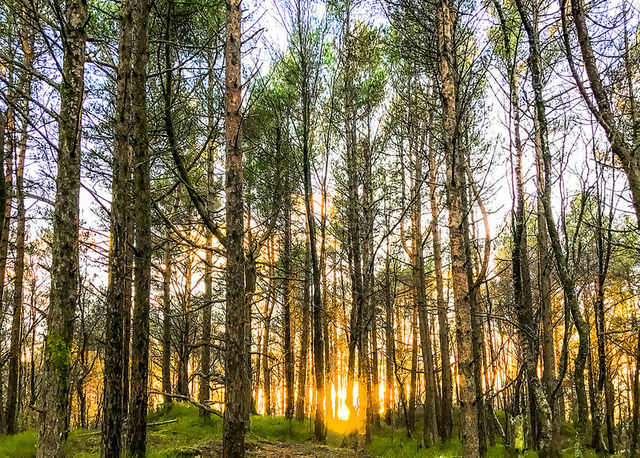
428, 148, 452, 440
37, 0, 87, 454
102, 0, 133, 453
127, 0, 151, 453
412, 142, 437, 445
222, 1, 249, 455
6, 11, 32, 432
296, 235, 311, 421
162, 226, 173, 403
437, 0, 480, 454
282, 167, 295, 420
515, 0, 590, 449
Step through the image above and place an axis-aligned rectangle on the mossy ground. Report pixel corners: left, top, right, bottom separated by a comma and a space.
0, 405, 623, 457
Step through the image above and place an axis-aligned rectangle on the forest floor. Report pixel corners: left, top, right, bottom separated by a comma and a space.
0, 403, 616, 457
200, 440, 358, 457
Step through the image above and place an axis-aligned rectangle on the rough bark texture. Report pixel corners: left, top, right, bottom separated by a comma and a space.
515, 0, 590, 449
429, 148, 452, 440
222, 1, 249, 455
296, 237, 311, 421
162, 227, 173, 403
199, 46, 217, 420
6, 12, 32, 433
282, 172, 295, 420
37, 0, 87, 454
567, 0, 640, 229
102, 0, 133, 453
126, 0, 151, 453
412, 146, 437, 445
437, 0, 479, 454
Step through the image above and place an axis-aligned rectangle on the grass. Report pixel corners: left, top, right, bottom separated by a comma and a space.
0, 405, 623, 457
0, 431, 37, 458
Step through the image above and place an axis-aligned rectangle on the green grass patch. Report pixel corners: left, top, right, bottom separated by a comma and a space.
0, 431, 37, 458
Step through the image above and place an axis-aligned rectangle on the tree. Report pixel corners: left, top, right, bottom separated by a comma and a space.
37, 0, 88, 455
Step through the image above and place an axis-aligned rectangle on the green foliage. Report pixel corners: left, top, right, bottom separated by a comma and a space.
44, 333, 71, 377
0, 431, 37, 458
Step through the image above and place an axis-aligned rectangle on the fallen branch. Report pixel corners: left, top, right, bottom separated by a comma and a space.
149, 390, 224, 418
79, 419, 178, 436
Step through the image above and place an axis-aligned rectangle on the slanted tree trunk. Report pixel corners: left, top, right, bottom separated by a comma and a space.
222, 1, 249, 454
564, 0, 640, 229
491, 2, 555, 450
37, 0, 87, 454
516, 0, 590, 449
508, 65, 554, 456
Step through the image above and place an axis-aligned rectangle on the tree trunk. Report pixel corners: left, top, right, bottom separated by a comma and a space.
282, 168, 295, 420
37, 0, 87, 454
126, 0, 151, 453
408, 306, 418, 432
296, 236, 311, 421
102, 0, 134, 453
222, 1, 249, 455
515, 0, 590, 449
437, 0, 479, 454
384, 243, 394, 426
429, 148, 452, 440
162, 227, 173, 403
199, 42, 217, 420
6, 14, 32, 431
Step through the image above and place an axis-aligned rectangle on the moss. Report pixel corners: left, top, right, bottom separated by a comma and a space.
44, 333, 71, 377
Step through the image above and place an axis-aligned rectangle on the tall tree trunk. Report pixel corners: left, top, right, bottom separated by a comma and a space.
631, 323, 640, 455
408, 306, 418, 432
282, 168, 295, 420
296, 235, 311, 421
122, 217, 134, 418
412, 143, 437, 445
438, 0, 479, 454
515, 0, 590, 449
429, 148, 452, 440
384, 242, 394, 426
343, 8, 364, 424
162, 226, 173, 403
262, 254, 275, 416
127, 0, 151, 453
222, 1, 249, 455
299, 35, 326, 439
592, 172, 613, 453
37, 0, 87, 454
6, 13, 32, 431
177, 250, 193, 397
199, 42, 217, 420
508, 67, 554, 455
102, 0, 134, 453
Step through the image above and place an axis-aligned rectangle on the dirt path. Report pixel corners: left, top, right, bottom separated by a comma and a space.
196, 440, 361, 457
